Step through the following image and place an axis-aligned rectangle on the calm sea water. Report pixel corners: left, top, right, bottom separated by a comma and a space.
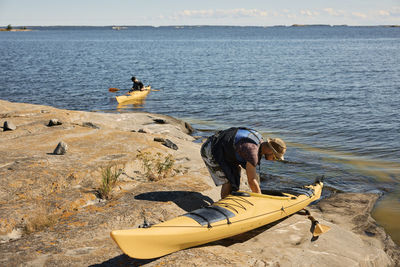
1, 26, 399, 244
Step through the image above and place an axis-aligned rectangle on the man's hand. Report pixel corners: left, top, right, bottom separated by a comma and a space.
246, 162, 261, 194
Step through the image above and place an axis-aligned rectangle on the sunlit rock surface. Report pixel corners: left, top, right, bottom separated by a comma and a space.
0, 100, 398, 266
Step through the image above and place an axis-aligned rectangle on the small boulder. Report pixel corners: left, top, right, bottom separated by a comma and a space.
154, 137, 166, 143
139, 128, 151, 133
3, 121, 16, 131
53, 141, 68, 155
185, 122, 194, 134
82, 122, 100, 129
162, 139, 178, 150
153, 137, 178, 150
153, 118, 166, 124
47, 119, 62, 127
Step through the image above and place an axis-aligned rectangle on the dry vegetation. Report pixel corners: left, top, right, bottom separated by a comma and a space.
136, 151, 176, 181
97, 164, 123, 200
23, 204, 58, 234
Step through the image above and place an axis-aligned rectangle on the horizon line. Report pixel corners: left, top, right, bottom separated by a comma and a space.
2, 24, 400, 28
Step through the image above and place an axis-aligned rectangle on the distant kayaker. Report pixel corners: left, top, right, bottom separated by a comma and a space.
201, 127, 286, 199
130, 76, 144, 92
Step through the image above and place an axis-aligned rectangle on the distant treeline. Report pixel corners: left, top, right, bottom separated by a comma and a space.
0, 24, 30, 31
1, 24, 399, 31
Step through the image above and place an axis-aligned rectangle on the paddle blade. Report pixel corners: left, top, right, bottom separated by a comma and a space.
109, 88, 120, 92
313, 223, 331, 237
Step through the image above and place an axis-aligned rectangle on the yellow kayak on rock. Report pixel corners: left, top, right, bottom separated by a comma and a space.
110, 180, 324, 259
115, 86, 151, 104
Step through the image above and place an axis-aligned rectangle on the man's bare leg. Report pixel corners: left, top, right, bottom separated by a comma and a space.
221, 183, 232, 199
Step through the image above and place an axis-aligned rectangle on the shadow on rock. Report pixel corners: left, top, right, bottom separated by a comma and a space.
90, 254, 159, 267
206, 217, 289, 247
134, 191, 214, 212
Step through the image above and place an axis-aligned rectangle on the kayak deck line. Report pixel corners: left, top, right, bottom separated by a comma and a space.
147, 197, 314, 229
215, 196, 254, 213
142, 186, 316, 229
185, 206, 235, 227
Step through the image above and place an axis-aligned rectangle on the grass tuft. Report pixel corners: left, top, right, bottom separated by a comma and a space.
97, 164, 122, 200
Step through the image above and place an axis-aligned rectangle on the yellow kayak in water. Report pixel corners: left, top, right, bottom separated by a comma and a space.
115, 86, 151, 103
110, 180, 324, 259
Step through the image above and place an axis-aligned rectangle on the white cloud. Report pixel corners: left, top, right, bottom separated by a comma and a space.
272, 11, 280, 17
173, 8, 269, 20
372, 7, 400, 21
164, 6, 400, 25
351, 12, 367, 19
224, 8, 268, 18
389, 6, 400, 17
300, 10, 320, 17
378, 10, 390, 17
323, 8, 346, 17
180, 9, 214, 18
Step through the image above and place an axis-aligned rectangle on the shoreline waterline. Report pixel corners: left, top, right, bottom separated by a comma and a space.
181, 117, 400, 246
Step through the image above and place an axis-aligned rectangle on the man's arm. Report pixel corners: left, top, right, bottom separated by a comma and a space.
246, 162, 261, 194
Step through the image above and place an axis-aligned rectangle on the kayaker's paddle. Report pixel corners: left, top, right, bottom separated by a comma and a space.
308, 215, 331, 237
109, 87, 160, 92
299, 209, 331, 237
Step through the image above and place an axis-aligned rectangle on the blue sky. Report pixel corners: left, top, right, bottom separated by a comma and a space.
1, 0, 399, 26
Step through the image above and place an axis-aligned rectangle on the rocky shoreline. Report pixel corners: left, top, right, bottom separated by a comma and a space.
0, 99, 399, 266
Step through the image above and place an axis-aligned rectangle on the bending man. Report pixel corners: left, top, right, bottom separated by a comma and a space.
201, 127, 286, 199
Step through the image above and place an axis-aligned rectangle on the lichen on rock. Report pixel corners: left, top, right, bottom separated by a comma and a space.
0, 99, 398, 266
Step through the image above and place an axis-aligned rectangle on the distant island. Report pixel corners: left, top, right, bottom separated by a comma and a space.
0, 29, 32, 32
291, 24, 400, 27
111, 26, 128, 30
0, 24, 32, 32
291, 24, 332, 27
